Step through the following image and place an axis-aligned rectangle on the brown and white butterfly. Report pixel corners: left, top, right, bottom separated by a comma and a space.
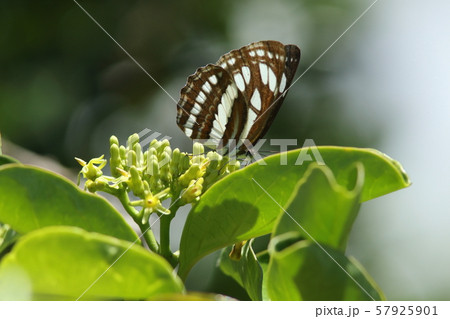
177, 40, 300, 154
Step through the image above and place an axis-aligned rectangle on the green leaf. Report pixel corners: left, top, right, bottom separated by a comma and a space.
0, 165, 138, 242
0, 226, 183, 300
256, 250, 271, 301
266, 234, 384, 301
0, 156, 19, 166
218, 239, 263, 301
272, 163, 364, 250
178, 147, 410, 278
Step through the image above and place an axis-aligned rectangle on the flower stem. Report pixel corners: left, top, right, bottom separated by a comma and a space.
159, 202, 180, 267
137, 221, 159, 253
117, 189, 159, 253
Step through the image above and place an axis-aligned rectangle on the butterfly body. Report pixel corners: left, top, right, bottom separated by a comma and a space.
177, 40, 300, 154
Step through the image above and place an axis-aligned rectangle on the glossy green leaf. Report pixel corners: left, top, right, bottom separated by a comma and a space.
0, 165, 138, 242
178, 147, 410, 278
0, 156, 19, 166
0, 226, 183, 300
272, 163, 364, 250
218, 239, 263, 301
266, 234, 384, 301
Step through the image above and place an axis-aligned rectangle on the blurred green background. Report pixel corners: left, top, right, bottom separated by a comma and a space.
1, 0, 449, 300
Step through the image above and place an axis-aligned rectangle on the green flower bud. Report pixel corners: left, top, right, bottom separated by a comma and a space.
150, 139, 161, 154
181, 177, 204, 204
85, 180, 97, 192
119, 145, 127, 161
143, 150, 148, 166
129, 166, 145, 196
160, 139, 170, 153
179, 164, 201, 187
126, 150, 137, 167
110, 135, 119, 147
149, 154, 160, 177
179, 153, 191, 173
110, 144, 122, 177
192, 143, 204, 164
163, 145, 172, 158
161, 151, 171, 166
149, 175, 161, 191
206, 151, 221, 170
171, 148, 181, 176
133, 142, 143, 167
160, 152, 172, 184
144, 147, 153, 169
142, 180, 150, 193
94, 178, 108, 191
127, 133, 140, 150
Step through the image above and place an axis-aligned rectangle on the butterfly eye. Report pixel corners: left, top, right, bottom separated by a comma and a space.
177, 40, 300, 155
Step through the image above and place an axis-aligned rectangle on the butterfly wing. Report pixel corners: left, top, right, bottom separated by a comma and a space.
177, 40, 300, 153
177, 64, 248, 150
217, 40, 300, 150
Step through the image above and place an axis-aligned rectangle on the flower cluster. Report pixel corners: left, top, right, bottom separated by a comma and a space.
76, 133, 240, 223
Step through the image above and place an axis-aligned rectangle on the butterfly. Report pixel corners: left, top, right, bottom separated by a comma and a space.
177, 40, 300, 155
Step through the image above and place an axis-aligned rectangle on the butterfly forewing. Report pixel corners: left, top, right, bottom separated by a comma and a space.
177, 40, 300, 153
251, 43, 301, 142
217, 41, 300, 149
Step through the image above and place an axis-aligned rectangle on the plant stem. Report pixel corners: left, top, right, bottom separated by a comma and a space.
137, 221, 159, 253
117, 189, 159, 253
159, 202, 179, 267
